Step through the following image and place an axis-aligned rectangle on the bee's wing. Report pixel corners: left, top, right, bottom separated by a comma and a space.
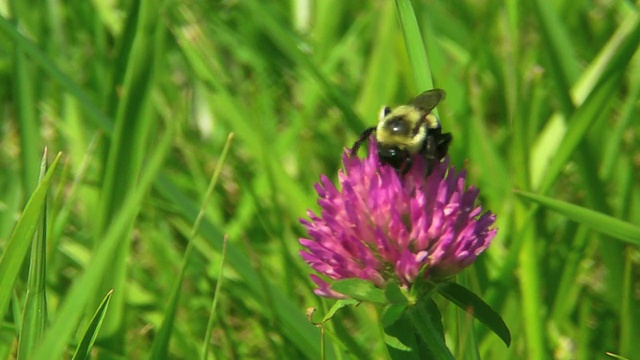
409, 89, 446, 113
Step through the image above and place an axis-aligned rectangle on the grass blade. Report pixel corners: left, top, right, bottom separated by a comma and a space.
93, 0, 166, 341
17, 150, 50, 360
530, 0, 580, 114
394, 0, 434, 90
0, 151, 61, 323
150, 134, 234, 359
536, 15, 640, 193
201, 235, 229, 360
516, 190, 640, 245
31, 122, 174, 360
0, 15, 112, 132
71, 290, 114, 360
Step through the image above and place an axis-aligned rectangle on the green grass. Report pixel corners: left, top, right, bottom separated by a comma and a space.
1, 0, 639, 359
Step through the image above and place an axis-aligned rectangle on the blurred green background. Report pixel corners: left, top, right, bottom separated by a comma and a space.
1, 0, 639, 359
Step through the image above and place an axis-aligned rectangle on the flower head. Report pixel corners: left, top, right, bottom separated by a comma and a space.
299, 139, 497, 298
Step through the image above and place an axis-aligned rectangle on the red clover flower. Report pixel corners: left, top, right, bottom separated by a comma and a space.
299, 139, 497, 298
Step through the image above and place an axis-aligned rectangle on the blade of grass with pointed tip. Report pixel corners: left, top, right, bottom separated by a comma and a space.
31, 124, 173, 360
17, 150, 50, 360
150, 134, 234, 360
71, 290, 114, 360
515, 190, 640, 245
0, 151, 61, 323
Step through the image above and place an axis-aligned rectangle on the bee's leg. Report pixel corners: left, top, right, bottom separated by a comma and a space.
435, 132, 452, 160
422, 133, 438, 176
400, 157, 413, 175
422, 131, 453, 176
350, 127, 376, 156
425, 160, 436, 176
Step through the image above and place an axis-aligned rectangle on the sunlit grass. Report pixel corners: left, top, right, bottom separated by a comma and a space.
0, 1, 638, 359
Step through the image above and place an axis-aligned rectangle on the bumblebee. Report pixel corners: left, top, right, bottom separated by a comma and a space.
351, 89, 452, 176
